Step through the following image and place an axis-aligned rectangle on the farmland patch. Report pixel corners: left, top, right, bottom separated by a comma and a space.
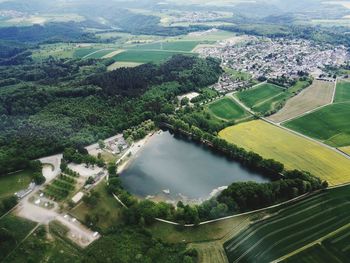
224, 185, 350, 263
284, 102, 350, 147
268, 80, 335, 123
219, 120, 350, 185
207, 97, 251, 121
335, 80, 350, 102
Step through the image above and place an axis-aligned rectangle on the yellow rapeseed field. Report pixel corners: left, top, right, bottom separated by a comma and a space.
219, 120, 350, 186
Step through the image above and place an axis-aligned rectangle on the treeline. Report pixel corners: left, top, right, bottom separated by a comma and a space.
0, 22, 98, 43
218, 170, 326, 212
220, 22, 350, 47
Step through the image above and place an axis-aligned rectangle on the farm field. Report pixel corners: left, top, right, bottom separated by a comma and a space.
268, 80, 335, 123
112, 50, 194, 63
340, 146, 350, 155
207, 97, 251, 121
129, 40, 200, 52
0, 170, 32, 201
284, 102, 350, 147
43, 171, 79, 201
283, 224, 350, 263
224, 185, 350, 263
219, 120, 350, 185
334, 80, 350, 102
235, 83, 286, 114
70, 182, 123, 231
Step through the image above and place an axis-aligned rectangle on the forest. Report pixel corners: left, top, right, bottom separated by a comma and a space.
0, 52, 222, 175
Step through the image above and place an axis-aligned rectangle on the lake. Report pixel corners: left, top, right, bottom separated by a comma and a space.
120, 131, 269, 203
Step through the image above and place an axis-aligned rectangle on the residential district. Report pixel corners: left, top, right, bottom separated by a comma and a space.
197, 36, 349, 92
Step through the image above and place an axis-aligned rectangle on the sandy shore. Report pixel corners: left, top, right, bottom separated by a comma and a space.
117, 131, 158, 174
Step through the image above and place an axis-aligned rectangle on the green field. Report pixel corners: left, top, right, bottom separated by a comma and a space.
112, 50, 194, 63
0, 215, 37, 261
236, 81, 310, 115
283, 226, 350, 263
3, 224, 82, 263
0, 170, 32, 201
335, 80, 350, 102
236, 83, 285, 114
129, 40, 200, 52
208, 97, 251, 121
284, 102, 350, 147
224, 185, 350, 263
70, 182, 122, 231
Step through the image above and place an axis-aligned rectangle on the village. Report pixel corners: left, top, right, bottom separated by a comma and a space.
197, 36, 349, 92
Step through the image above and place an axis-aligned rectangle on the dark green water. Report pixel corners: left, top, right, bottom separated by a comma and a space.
120, 131, 269, 201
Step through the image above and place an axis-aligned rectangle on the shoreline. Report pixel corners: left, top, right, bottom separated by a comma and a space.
117, 131, 158, 174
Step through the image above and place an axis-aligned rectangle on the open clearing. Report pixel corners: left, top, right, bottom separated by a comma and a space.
107, 61, 143, 71
0, 170, 32, 201
284, 102, 350, 147
219, 120, 350, 185
224, 185, 350, 263
268, 80, 335, 123
70, 182, 122, 231
207, 97, 251, 121
236, 83, 285, 114
334, 80, 350, 102
102, 49, 125, 59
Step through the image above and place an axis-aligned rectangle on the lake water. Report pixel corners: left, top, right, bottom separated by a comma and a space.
120, 131, 269, 202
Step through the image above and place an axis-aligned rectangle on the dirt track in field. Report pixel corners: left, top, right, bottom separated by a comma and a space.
268, 80, 335, 123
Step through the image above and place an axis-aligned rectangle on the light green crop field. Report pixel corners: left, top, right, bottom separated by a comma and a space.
224, 185, 350, 263
284, 102, 350, 147
112, 50, 194, 63
129, 41, 200, 52
207, 97, 251, 121
0, 170, 32, 201
235, 83, 285, 114
73, 47, 102, 58
219, 120, 350, 185
334, 80, 350, 102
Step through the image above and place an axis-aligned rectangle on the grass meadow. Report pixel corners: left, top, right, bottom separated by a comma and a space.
0, 170, 32, 201
207, 97, 251, 121
236, 83, 285, 114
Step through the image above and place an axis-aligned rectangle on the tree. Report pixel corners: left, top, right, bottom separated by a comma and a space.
32, 172, 46, 185
108, 162, 117, 177
98, 140, 105, 149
